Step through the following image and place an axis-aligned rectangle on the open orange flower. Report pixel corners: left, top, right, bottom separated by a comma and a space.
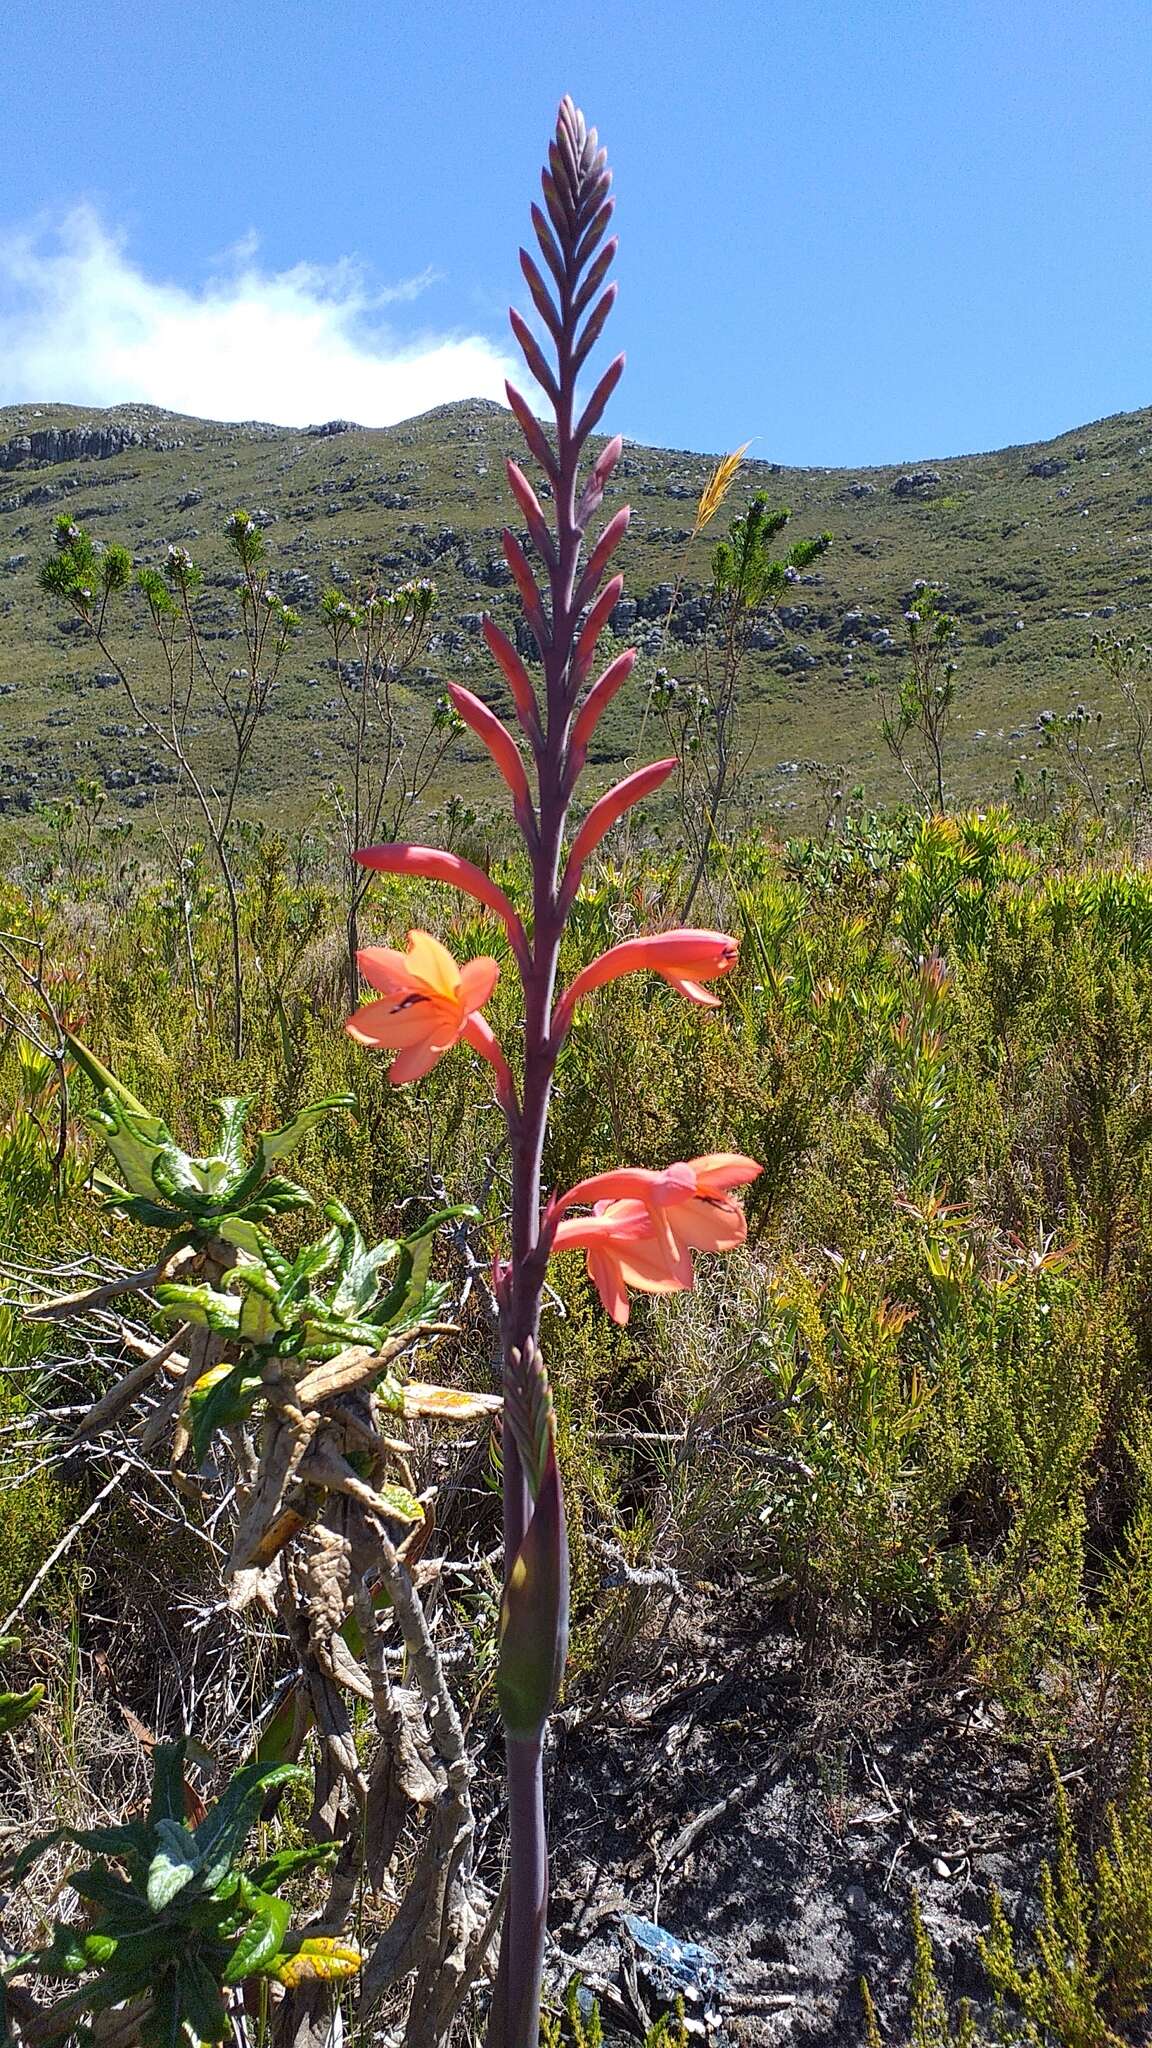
551, 1153, 762, 1322
346, 929, 501, 1085
656, 1153, 762, 1257
551, 1200, 690, 1325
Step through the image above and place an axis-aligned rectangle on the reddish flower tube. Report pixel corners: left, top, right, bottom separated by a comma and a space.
553, 929, 739, 1035
447, 683, 533, 812
354, 843, 528, 962
563, 759, 677, 890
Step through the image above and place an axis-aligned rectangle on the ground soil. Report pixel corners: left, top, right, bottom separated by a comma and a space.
544, 1596, 1058, 2046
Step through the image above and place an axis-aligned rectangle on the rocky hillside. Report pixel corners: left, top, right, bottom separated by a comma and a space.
2, 394, 1152, 825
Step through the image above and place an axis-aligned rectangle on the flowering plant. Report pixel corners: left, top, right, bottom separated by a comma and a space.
345, 98, 760, 2048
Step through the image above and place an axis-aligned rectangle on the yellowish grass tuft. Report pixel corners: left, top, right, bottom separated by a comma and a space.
692, 442, 751, 536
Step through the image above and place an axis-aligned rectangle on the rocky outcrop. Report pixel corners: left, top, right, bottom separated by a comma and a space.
891, 469, 940, 499
0, 425, 142, 469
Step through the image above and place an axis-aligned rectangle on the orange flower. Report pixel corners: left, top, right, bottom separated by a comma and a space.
551, 1200, 690, 1325
347, 929, 502, 1085
551, 1154, 762, 1322
553, 929, 738, 1033
658, 1153, 762, 1258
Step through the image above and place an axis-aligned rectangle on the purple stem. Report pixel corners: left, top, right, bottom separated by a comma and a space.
488, 96, 625, 2048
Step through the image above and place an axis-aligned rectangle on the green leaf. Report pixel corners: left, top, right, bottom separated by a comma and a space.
253, 1095, 355, 1172
176, 1955, 228, 2046
64, 1032, 149, 1116
0, 1682, 44, 1734
331, 1219, 399, 1318
145, 1818, 201, 1911
373, 1482, 424, 1524
148, 1740, 188, 1828
13, 1820, 151, 1883
141, 1967, 184, 2048
235, 1269, 283, 1346
40, 1924, 97, 1975
223, 1888, 290, 1983
96, 1100, 178, 1203
149, 1142, 221, 1215
374, 1206, 477, 1330
189, 1361, 264, 1466
248, 1842, 338, 1890
213, 1214, 268, 1257
155, 1280, 242, 1336
254, 1685, 308, 1765
212, 1096, 251, 1176
289, 1224, 344, 1287
91, 1175, 186, 1229
71, 1864, 151, 1918
191, 1762, 307, 1893
242, 1174, 313, 1219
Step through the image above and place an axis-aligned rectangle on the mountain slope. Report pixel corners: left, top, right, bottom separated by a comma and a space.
2, 394, 1151, 826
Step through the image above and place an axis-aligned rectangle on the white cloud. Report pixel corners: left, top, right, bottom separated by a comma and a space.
0, 206, 515, 426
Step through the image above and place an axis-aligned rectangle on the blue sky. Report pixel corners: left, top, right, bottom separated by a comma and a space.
0, 0, 1149, 464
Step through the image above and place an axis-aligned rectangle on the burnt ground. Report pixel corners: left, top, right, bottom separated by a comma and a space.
542, 1597, 1059, 2045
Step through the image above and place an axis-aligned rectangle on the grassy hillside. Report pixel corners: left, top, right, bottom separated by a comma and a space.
2, 393, 1152, 826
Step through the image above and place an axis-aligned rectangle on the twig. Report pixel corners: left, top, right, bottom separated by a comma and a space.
1, 1459, 131, 1634
69, 1324, 191, 1442
23, 1248, 196, 1321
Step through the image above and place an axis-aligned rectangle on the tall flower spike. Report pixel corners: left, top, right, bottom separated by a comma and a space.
342, 99, 760, 2048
